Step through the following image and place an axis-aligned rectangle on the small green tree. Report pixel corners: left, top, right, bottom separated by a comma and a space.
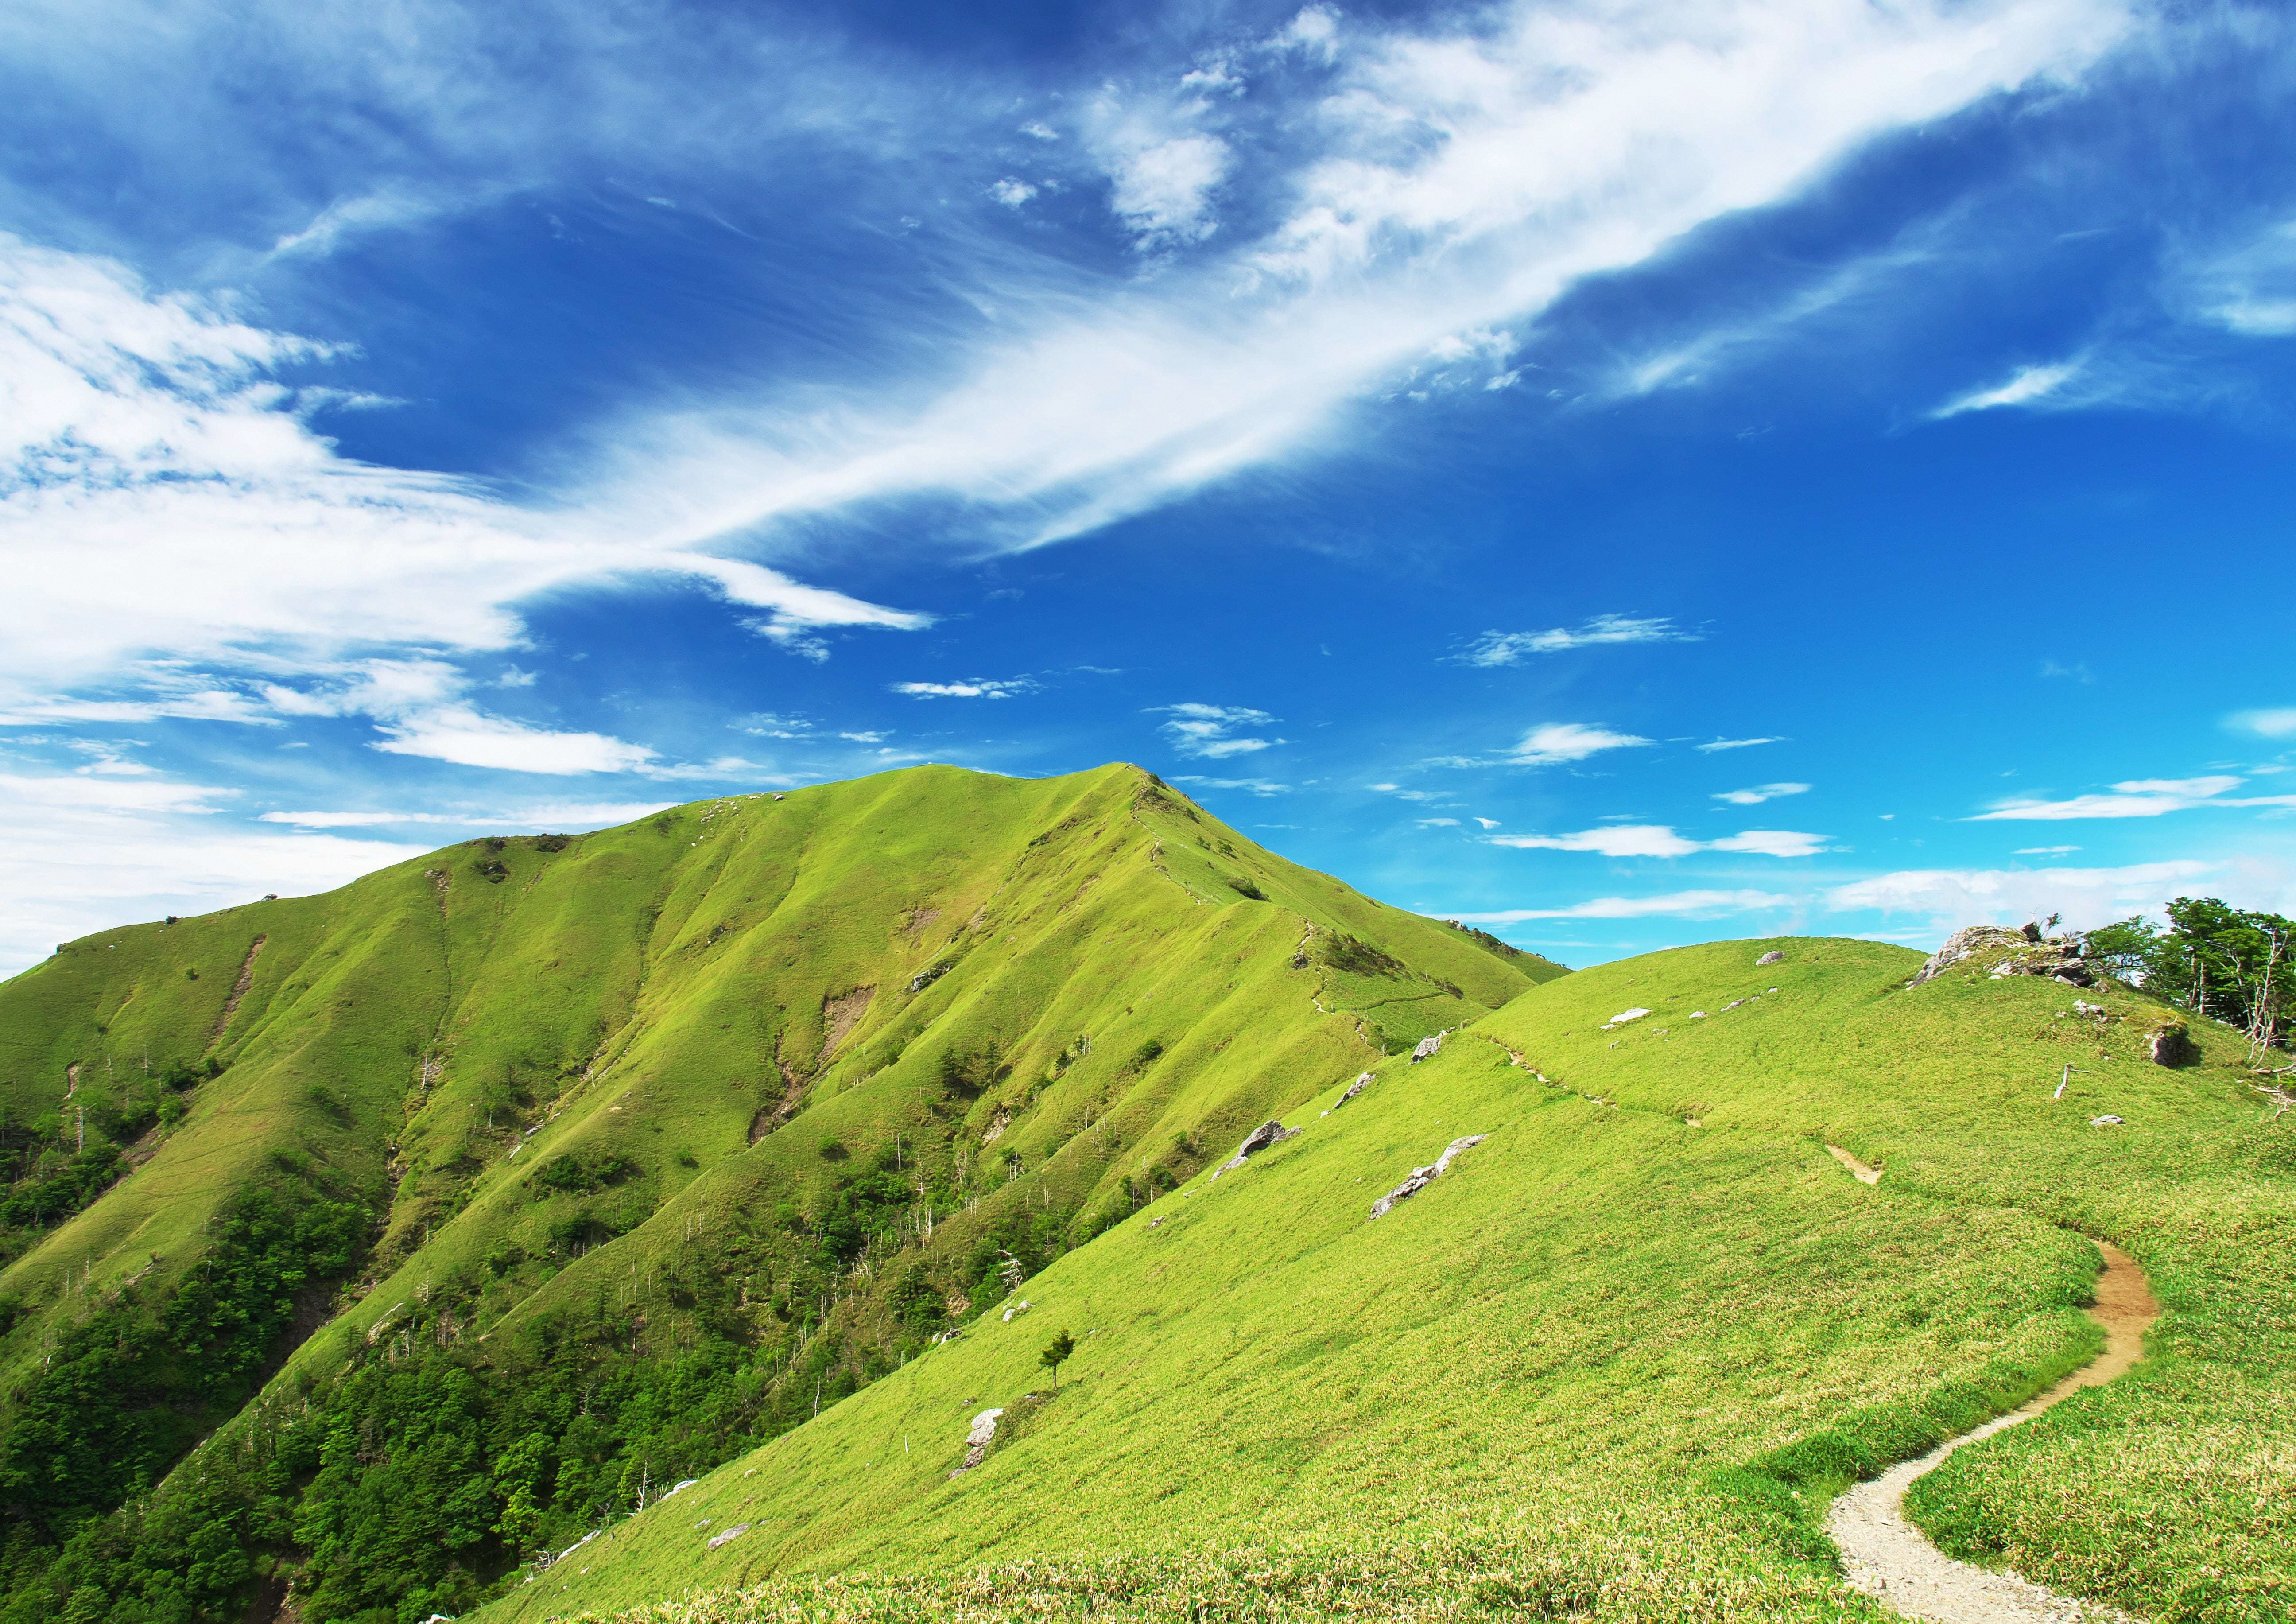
1039, 1329, 1075, 1389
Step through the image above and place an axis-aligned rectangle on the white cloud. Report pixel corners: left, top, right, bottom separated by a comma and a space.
0, 687, 277, 726
2013, 845, 2081, 855
989, 178, 1039, 209
369, 709, 657, 774
270, 185, 469, 258
587, 0, 2133, 561
1931, 358, 2083, 417
891, 678, 1037, 699
1172, 774, 1291, 796
1473, 816, 1500, 829
1827, 860, 2214, 931
1973, 774, 2296, 820
0, 234, 929, 726
2185, 220, 2296, 337
1155, 703, 1281, 758
1107, 134, 1231, 247
1507, 723, 1652, 766
1714, 782, 1810, 805
1418, 816, 1461, 827
1020, 120, 1060, 141
735, 712, 812, 738
1448, 889, 1792, 922
1495, 824, 1699, 858
1459, 615, 1692, 667
259, 801, 670, 828
1493, 824, 1828, 858
0, 772, 426, 974
1279, 4, 1341, 61
0, 771, 230, 816
1709, 829, 1831, 858
2229, 707, 2296, 738
1695, 737, 1782, 753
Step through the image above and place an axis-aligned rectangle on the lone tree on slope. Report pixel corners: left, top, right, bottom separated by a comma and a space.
1040, 1329, 1075, 1389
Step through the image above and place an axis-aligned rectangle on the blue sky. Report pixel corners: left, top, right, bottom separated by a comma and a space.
3, 0, 2293, 973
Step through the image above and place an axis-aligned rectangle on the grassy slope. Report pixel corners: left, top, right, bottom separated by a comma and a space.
496, 937, 2292, 1624
0, 764, 1554, 1577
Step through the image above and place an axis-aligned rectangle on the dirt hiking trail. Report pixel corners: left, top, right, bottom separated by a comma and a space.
1827, 1242, 2159, 1624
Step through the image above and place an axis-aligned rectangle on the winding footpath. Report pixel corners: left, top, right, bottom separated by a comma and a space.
1826, 1242, 2159, 1623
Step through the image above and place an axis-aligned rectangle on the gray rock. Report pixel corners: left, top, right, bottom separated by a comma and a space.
707, 1523, 751, 1549
1210, 1119, 1300, 1179
1411, 1031, 1446, 1062
1334, 1071, 1375, 1108
1756, 950, 1784, 966
2147, 1025, 2200, 1067
908, 960, 951, 993
947, 1407, 1004, 1476
1369, 1134, 1487, 1218
1912, 924, 2093, 987
2089, 1115, 2124, 1127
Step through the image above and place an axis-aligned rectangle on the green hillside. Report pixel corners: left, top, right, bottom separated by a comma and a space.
481, 935, 2292, 1624
0, 764, 1557, 1623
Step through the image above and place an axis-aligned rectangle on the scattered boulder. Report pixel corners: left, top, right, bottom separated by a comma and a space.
1211, 1119, 1300, 1178
1369, 1134, 1487, 1219
707, 1523, 751, 1549
1600, 1007, 1652, 1030
1001, 1299, 1032, 1322
1911, 924, 2094, 987
1334, 1071, 1376, 1107
1756, 950, 1784, 966
908, 960, 952, 993
2090, 1115, 2124, 1128
947, 1408, 1004, 1476
1411, 1032, 1446, 1062
2146, 1019, 2200, 1068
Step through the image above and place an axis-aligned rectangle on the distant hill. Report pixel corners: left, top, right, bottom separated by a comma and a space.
483, 934, 2291, 1624
0, 763, 1559, 1624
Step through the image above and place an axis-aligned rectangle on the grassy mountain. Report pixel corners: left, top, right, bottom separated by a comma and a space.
0, 763, 1556, 1622
484, 934, 2292, 1624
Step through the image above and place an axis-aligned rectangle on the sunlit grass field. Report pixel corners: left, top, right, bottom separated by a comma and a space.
495, 937, 2293, 1624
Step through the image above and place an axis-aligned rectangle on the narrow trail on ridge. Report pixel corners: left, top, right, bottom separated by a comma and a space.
1827, 1243, 2160, 1623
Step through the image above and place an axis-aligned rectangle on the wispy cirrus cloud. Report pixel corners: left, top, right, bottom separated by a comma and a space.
1930, 358, 2084, 418
253, 658, 661, 775
1714, 782, 1810, 806
1171, 774, 1291, 796
1446, 889, 1793, 923
565, 0, 2138, 559
0, 771, 427, 970
1506, 723, 1652, 767
1493, 824, 1830, 858
1156, 703, 1281, 759
259, 802, 670, 829
1695, 736, 1783, 753
1457, 614, 1694, 667
2229, 708, 2296, 739
1828, 859, 2214, 927
1972, 774, 2296, 820
891, 678, 1038, 700
0, 234, 930, 726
